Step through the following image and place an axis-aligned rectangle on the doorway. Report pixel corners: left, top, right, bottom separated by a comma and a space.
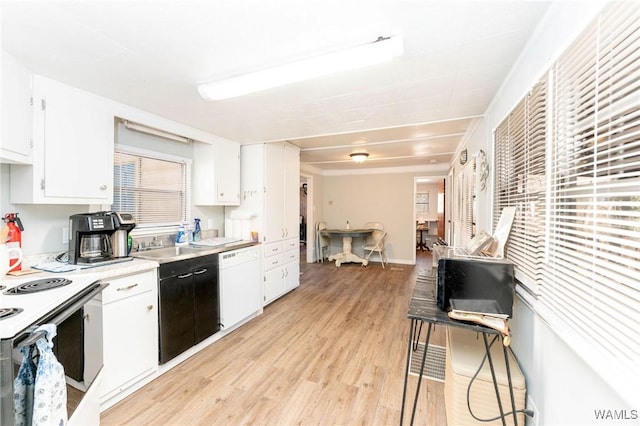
300, 174, 314, 263
413, 177, 446, 264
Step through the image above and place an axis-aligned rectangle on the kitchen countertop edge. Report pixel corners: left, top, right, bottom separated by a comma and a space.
130, 240, 260, 264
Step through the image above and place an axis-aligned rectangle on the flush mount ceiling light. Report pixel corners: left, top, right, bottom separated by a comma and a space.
198, 35, 404, 101
350, 152, 370, 163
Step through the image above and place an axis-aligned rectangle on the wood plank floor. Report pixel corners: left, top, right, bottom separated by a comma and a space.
101, 250, 446, 425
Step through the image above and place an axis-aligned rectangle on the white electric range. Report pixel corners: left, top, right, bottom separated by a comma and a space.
0, 271, 110, 426
0, 273, 102, 339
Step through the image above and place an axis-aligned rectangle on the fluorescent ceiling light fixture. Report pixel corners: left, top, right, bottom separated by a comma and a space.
198, 35, 403, 101
350, 152, 369, 163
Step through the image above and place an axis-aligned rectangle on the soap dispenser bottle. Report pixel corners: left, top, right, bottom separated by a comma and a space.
176, 223, 186, 244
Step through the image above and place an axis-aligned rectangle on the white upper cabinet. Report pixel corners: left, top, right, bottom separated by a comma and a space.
192, 139, 240, 206
10, 75, 114, 204
1, 51, 32, 164
264, 143, 300, 242
264, 143, 286, 241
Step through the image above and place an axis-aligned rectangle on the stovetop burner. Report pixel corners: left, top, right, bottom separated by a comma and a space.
4, 277, 73, 294
0, 307, 23, 320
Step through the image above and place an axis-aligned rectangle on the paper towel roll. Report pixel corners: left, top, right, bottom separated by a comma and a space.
232, 220, 242, 239
224, 219, 233, 238
241, 219, 251, 240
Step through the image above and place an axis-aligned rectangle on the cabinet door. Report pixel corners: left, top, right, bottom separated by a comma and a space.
283, 144, 300, 239
264, 143, 285, 242
102, 289, 157, 400
1, 51, 32, 163
215, 139, 240, 204
193, 140, 240, 206
284, 239, 300, 292
158, 274, 195, 364
192, 263, 220, 344
34, 76, 113, 201
284, 261, 300, 292
264, 266, 285, 305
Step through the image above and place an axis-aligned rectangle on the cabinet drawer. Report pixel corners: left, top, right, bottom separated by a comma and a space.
284, 238, 299, 252
102, 270, 156, 304
264, 253, 284, 271
284, 250, 298, 263
263, 241, 284, 258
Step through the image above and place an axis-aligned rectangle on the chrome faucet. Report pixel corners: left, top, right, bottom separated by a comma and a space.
136, 236, 164, 252
147, 236, 163, 249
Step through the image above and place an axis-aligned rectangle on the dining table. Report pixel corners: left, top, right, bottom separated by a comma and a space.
320, 228, 375, 267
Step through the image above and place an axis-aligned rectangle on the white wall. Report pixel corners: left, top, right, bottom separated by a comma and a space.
322, 171, 434, 264
462, 1, 628, 424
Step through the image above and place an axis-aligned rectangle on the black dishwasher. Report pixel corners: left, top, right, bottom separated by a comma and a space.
158, 253, 219, 364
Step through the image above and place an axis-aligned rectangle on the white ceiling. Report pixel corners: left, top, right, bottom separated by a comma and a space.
1, 0, 551, 173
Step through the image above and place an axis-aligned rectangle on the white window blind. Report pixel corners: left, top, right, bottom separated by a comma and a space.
544, 1, 640, 394
493, 78, 547, 293
112, 149, 189, 227
494, 1, 640, 401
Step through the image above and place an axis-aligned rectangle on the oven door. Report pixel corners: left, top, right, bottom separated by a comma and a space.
66, 286, 104, 426
2, 281, 107, 426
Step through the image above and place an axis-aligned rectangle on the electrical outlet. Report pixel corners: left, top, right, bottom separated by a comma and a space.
62, 227, 69, 244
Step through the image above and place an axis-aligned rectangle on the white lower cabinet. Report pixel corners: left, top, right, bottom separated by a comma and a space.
263, 238, 299, 305
263, 242, 284, 304
100, 269, 158, 404
284, 239, 300, 292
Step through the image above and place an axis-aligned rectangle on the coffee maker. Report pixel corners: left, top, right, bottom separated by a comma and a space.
69, 212, 135, 264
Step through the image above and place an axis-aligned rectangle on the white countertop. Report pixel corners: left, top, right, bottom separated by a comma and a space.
0, 258, 159, 339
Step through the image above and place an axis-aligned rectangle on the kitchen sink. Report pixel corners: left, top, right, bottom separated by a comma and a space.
130, 245, 213, 263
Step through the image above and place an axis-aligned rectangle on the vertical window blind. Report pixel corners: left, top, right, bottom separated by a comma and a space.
494, 1, 640, 399
458, 157, 476, 241
112, 150, 189, 227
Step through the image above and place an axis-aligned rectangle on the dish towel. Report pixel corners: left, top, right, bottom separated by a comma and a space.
14, 345, 37, 426
33, 324, 68, 426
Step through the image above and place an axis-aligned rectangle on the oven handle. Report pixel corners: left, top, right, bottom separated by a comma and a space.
16, 281, 109, 349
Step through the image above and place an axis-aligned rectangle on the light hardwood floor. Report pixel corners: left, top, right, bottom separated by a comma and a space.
101, 249, 445, 425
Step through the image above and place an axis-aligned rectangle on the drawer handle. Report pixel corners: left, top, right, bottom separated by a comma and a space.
117, 283, 139, 291
178, 273, 193, 279
193, 268, 208, 275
